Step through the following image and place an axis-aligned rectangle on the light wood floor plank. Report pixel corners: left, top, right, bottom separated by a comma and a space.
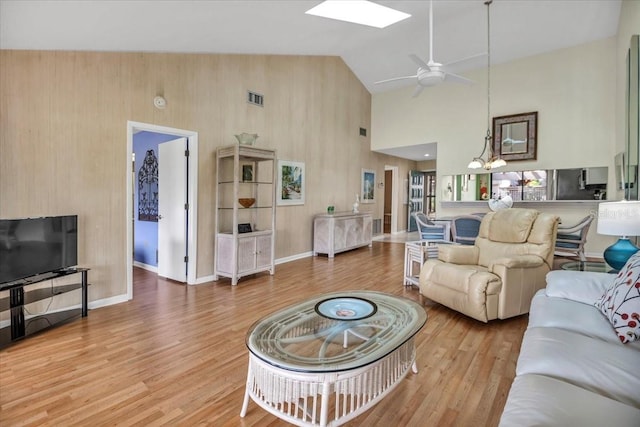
0, 242, 529, 426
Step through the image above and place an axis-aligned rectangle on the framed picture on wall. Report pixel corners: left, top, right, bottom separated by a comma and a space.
277, 160, 305, 206
493, 111, 538, 162
361, 169, 375, 203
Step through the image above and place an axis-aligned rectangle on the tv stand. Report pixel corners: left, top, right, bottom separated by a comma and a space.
0, 268, 89, 347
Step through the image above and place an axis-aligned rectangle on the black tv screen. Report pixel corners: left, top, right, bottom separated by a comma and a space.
0, 215, 78, 285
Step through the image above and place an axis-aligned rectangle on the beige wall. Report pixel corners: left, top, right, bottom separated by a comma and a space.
0, 51, 414, 302
416, 159, 436, 171
372, 37, 617, 176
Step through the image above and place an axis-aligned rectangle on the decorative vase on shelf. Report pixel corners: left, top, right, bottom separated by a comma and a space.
235, 133, 258, 146
352, 194, 360, 213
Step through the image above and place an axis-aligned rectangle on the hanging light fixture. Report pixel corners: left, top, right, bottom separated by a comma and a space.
468, 0, 506, 170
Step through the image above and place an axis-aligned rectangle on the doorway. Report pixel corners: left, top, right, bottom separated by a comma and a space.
384, 166, 399, 234
383, 170, 393, 233
126, 121, 199, 299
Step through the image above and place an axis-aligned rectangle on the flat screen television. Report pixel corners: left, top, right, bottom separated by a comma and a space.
0, 215, 78, 285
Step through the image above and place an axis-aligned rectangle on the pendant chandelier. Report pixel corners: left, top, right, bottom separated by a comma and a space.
468, 0, 506, 170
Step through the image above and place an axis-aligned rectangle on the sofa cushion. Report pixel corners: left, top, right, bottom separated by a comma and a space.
516, 327, 640, 408
528, 291, 640, 350
594, 251, 640, 343
545, 270, 615, 304
499, 374, 640, 427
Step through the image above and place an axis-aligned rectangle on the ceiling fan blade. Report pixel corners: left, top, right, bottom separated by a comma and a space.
412, 85, 425, 98
409, 54, 429, 70
443, 52, 487, 68
375, 75, 418, 84
444, 72, 473, 85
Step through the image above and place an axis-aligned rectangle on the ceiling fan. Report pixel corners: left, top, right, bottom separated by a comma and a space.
375, 0, 485, 97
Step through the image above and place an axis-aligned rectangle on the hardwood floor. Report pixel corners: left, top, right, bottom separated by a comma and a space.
0, 242, 529, 426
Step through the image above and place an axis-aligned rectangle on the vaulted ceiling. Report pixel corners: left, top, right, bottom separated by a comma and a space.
0, 0, 623, 160
0, 0, 621, 93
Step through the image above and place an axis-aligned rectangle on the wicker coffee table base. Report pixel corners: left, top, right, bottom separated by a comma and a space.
240, 338, 418, 427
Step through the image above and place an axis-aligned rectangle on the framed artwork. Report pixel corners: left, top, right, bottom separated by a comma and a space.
277, 160, 305, 206
493, 111, 538, 162
242, 164, 253, 182
138, 149, 159, 222
361, 169, 375, 203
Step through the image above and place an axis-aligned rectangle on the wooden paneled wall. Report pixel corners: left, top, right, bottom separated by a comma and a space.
0, 50, 415, 301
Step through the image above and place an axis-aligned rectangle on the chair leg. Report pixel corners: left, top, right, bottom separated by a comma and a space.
579, 250, 586, 262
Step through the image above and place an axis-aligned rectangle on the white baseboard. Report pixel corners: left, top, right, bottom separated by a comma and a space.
133, 261, 157, 273
89, 293, 130, 309
276, 251, 313, 265
193, 274, 215, 285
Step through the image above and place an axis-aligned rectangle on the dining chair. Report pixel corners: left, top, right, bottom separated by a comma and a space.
450, 215, 483, 245
413, 212, 450, 241
554, 215, 594, 262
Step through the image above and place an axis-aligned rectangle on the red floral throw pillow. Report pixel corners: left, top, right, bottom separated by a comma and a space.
595, 251, 640, 343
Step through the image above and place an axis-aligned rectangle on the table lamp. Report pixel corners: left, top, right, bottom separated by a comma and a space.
597, 200, 640, 270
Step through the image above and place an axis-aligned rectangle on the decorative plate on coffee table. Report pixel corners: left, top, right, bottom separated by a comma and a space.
315, 297, 377, 321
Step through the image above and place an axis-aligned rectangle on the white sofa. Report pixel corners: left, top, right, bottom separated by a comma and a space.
499, 270, 640, 426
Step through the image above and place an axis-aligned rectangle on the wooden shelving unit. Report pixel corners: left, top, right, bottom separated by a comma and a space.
213, 144, 276, 285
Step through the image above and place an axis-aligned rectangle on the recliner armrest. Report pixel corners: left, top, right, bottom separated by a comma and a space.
437, 244, 479, 265
489, 255, 544, 270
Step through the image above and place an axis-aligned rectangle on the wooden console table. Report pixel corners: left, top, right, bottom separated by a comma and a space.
313, 212, 372, 257
0, 268, 89, 347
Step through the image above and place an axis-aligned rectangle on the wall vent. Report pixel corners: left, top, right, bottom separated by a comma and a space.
247, 91, 264, 107
373, 218, 382, 235
359, 127, 367, 137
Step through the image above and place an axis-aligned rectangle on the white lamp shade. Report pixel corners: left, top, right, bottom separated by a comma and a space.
491, 158, 507, 168
597, 201, 640, 236
468, 159, 482, 169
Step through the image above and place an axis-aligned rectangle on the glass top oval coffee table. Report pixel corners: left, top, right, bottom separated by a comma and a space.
240, 290, 427, 427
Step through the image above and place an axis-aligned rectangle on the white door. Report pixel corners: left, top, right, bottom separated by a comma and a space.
158, 137, 188, 281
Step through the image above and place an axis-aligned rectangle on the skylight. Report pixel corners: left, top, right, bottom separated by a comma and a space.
305, 1, 411, 29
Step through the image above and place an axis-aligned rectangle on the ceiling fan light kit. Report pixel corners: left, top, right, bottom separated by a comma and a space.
417, 67, 445, 87
468, 0, 506, 170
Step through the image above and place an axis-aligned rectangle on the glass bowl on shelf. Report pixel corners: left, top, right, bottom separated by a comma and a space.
235, 133, 258, 146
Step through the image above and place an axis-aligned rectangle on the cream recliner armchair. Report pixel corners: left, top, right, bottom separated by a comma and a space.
419, 208, 559, 322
